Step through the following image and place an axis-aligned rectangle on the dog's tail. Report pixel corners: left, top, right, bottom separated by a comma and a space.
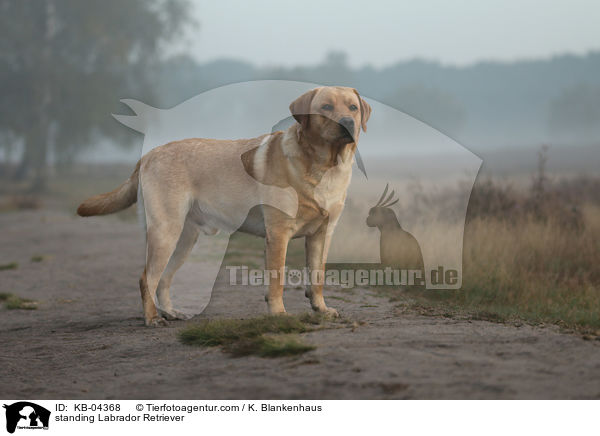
77, 161, 140, 217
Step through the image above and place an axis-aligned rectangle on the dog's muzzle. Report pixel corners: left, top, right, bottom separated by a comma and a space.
338, 117, 355, 140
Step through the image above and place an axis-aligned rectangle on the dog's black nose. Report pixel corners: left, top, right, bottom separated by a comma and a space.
339, 117, 354, 135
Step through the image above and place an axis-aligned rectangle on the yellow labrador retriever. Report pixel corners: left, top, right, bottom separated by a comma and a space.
78, 86, 371, 326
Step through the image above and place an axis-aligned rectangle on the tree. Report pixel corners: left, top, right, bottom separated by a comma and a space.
0, 0, 193, 190
548, 83, 600, 143
384, 84, 467, 137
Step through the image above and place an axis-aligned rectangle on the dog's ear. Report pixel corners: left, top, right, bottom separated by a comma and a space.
353, 89, 372, 132
289, 88, 318, 131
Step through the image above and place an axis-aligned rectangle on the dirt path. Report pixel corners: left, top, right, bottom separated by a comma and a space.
1, 209, 599, 399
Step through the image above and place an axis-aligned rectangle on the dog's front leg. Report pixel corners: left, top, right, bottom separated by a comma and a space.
264, 227, 292, 314
305, 224, 339, 317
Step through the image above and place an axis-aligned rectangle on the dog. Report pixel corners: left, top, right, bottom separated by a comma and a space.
77, 86, 371, 326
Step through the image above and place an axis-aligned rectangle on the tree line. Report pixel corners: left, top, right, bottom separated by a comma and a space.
1, 1, 599, 191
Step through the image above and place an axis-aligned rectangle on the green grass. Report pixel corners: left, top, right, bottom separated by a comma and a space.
0, 262, 18, 271
382, 281, 600, 334
179, 313, 326, 357
30, 255, 45, 262
179, 314, 314, 346
381, 267, 599, 335
0, 292, 38, 310
229, 334, 315, 357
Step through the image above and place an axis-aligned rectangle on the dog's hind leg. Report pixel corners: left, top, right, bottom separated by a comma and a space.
156, 218, 200, 320
139, 197, 189, 327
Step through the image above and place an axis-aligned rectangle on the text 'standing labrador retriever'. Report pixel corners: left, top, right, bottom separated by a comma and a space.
78, 86, 371, 326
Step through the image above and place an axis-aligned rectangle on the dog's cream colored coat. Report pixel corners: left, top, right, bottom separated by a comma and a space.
78, 86, 371, 326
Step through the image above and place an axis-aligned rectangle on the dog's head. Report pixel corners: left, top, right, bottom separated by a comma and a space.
289, 86, 371, 145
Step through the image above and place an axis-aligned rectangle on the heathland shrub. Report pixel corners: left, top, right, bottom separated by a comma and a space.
409, 146, 599, 330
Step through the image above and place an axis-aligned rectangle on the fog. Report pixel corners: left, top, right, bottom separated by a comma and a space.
183, 0, 600, 68
1, 0, 599, 189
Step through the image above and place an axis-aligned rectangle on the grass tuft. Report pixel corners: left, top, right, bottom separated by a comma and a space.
0, 292, 38, 310
229, 334, 315, 358
179, 314, 322, 357
0, 262, 18, 271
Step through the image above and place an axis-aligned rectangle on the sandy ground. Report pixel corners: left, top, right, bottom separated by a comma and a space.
1, 209, 599, 400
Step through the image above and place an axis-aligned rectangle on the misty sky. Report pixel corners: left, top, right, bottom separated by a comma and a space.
177, 0, 600, 67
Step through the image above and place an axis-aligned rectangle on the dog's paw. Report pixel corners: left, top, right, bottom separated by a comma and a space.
314, 306, 339, 318
324, 307, 340, 318
146, 316, 169, 327
158, 308, 192, 321
266, 301, 287, 315
268, 307, 288, 316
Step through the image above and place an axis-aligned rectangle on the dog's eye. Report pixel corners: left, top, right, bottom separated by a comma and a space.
349, 104, 358, 111
321, 104, 334, 111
